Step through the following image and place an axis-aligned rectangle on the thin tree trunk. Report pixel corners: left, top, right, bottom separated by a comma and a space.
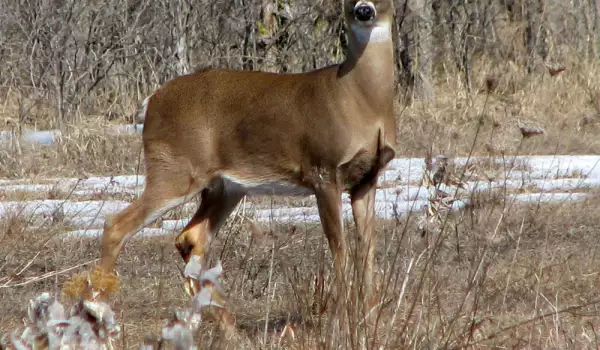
594, 0, 600, 58
524, 0, 547, 73
240, 0, 255, 71
260, 0, 279, 72
173, 0, 191, 75
413, 0, 435, 100
396, 0, 435, 101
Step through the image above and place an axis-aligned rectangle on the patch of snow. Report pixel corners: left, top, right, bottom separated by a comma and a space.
0, 175, 146, 197
79, 175, 145, 188
0, 200, 66, 217
1, 154, 599, 237
0, 124, 143, 147
454, 155, 600, 180
267, 214, 322, 223
462, 178, 600, 194
62, 227, 169, 238
531, 178, 600, 191
0, 200, 129, 218
71, 188, 141, 197
251, 199, 467, 223
384, 158, 427, 183
61, 200, 130, 217
0, 179, 36, 186
506, 192, 594, 204
515, 155, 600, 179
254, 207, 320, 221
0, 130, 61, 145
0, 184, 56, 193
61, 229, 103, 238
65, 216, 105, 229
113, 124, 144, 134
162, 219, 191, 231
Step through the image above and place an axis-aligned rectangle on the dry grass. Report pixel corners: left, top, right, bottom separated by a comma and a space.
396, 61, 600, 157
1, 191, 600, 348
0, 119, 142, 179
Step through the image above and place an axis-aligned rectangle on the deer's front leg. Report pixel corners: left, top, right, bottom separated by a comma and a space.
314, 181, 347, 299
350, 177, 378, 307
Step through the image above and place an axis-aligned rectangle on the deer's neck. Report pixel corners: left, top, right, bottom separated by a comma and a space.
338, 22, 395, 114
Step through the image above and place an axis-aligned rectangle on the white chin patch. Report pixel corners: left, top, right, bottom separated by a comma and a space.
351, 22, 391, 44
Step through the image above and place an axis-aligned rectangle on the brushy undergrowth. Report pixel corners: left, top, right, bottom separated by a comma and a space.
1, 259, 230, 350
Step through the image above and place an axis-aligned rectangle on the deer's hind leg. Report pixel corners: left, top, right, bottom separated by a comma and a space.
175, 177, 246, 330
63, 160, 204, 299
99, 169, 203, 274
175, 178, 245, 267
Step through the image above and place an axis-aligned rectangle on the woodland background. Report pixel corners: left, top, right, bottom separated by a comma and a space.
0, 0, 598, 131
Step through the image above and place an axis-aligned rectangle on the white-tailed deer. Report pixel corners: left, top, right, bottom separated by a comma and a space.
95, 0, 396, 329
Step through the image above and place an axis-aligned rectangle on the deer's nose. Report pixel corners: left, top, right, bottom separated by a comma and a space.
354, 4, 375, 22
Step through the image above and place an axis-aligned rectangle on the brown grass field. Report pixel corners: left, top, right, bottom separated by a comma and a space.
1, 64, 600, 349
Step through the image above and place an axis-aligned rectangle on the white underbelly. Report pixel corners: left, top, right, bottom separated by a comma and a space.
221, 176, 313, 197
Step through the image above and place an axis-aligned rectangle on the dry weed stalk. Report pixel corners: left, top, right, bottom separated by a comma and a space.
161, 258, 227, 343
1, 257, 228, 350
545, 63, 566, 77
1, 267, 120, 350
519, 126, 545, 138
418, 155, 468, 238
138, 257, 229, 350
